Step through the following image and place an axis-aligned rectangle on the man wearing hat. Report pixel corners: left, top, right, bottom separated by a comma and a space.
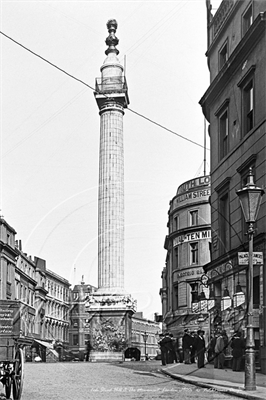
182, 329, 193, 364
196, 329, 206, 368
158, 332, 174, 366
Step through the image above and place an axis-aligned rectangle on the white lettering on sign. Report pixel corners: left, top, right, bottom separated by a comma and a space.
173, 230, 211, 246
177, 176, 211, 195
238, 252, 263, 265
176, 188, 211, 204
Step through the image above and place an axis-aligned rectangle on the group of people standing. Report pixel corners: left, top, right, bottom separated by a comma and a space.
159, 329, 246, 372
182, 328, 206, 368
209, 330, 245, 371
158, 329, 206, 369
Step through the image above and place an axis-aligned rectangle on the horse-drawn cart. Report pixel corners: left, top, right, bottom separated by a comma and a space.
0, 300, 32, 400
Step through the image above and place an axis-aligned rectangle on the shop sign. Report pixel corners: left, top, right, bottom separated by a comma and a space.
192, 302, 200, 313
233, 293, 245, 308
175, 188, 211, 205
173, 230, 211, 246
221, 296, 231, 311
177, 176, 210, 195
199, 300, 208, 312
238, 252, 263, 265
208, 299, 215, 310
175, 268, 203, 279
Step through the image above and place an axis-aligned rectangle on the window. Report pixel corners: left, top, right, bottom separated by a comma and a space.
190, 242, 198, 264
173, 215, 179, 231
72, 334, 79, 346
190, 210, 198, 226
219, 41, 228, 70
219, 109, 229, 159
215, 99, 230, 161
190, 282, 199, 303
173, 285, 179, 310
7, 263, 11, 283
219, 192, 230, 255
243, 80, 254, 134
173, 247, 179, 270
242, 4, 253, 36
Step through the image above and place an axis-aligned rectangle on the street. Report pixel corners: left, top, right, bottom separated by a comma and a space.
17, 361, 241, 400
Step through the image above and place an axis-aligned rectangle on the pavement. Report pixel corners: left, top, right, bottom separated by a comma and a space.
161, 361, 266, 400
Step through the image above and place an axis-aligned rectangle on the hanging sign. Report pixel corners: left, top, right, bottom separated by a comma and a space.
238, 252, 263, 265
221, 296, 231, 311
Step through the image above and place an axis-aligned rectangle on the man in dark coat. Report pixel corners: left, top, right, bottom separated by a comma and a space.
85, 340, 93, 362
159, 332, 175, 366
169, 333, 178, 363
190, 331, 197, 363
231, 332, 245, 371
196, 330, 206, 368
182, 329, 193, 364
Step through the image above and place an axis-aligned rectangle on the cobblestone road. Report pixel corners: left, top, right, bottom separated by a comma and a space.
16, 361, 241, 400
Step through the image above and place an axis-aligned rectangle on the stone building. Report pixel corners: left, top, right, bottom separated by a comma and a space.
131, 312, 161, 359
68, 280, 97, 360
0, 217, 71, 362
200, 0, 266, 372
43, 269, 71, 356
161, 175, 211, 340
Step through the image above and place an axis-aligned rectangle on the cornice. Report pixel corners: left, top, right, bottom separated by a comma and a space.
169, 199, 210, 215
200, 12, 266, 120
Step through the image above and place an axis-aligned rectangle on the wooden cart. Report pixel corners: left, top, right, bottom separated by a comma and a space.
0, 300, 32, 400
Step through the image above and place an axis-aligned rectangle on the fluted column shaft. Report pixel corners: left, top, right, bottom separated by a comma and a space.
98, 102, 124, 293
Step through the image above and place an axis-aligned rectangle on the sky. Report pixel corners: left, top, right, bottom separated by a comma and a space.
0, 0, 221, 320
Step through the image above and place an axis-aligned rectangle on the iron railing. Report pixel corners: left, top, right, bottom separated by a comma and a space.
95, 76, 128, 94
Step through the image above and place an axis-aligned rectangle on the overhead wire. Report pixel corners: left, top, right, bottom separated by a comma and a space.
0, 30, 207, 150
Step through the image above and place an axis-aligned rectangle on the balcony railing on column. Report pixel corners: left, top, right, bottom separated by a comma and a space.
95, 76, 128, 94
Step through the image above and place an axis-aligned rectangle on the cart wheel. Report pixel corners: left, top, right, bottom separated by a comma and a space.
12, 348, 24, 400
5, 375, 12, 399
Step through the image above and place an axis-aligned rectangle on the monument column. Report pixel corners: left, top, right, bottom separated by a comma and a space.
95, 19, 129, 295
85, 20, 135, 361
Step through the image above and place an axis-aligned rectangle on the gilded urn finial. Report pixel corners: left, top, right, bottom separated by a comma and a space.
105, 19, 119, 56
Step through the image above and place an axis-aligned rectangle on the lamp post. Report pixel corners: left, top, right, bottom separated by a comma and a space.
142, 331, 148, 360
236, 168, 264, 391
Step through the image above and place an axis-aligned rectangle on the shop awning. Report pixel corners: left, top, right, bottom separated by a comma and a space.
34, 339, 53, 349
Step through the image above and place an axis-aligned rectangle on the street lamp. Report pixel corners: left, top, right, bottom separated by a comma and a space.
236, 168, 264, 391
142, 331, 148, 360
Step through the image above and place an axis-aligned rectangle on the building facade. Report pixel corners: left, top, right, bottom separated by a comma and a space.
200, 0, 266, 372
131, 312, 161, 359
161, 175, 211, 340
44, 269, 71, 355
68, 281, 97, 360
0, 217, 71, 362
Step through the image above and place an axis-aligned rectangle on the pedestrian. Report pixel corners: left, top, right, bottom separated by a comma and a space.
85, 340, 93, 362
190, 331, 197, 363
169, 333, 178, 363
231, 332, 245, 371
208, 335, 216, 363
182, 329, 193, 364
196, 330, 205, 368
176, 334, 184, 363
214, 331, 225, 369
159, 333, 174, 366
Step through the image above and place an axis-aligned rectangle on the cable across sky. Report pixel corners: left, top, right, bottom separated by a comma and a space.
0, 30, 208, 150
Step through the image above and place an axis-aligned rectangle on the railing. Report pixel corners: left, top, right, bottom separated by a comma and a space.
95, 76, 128, 94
